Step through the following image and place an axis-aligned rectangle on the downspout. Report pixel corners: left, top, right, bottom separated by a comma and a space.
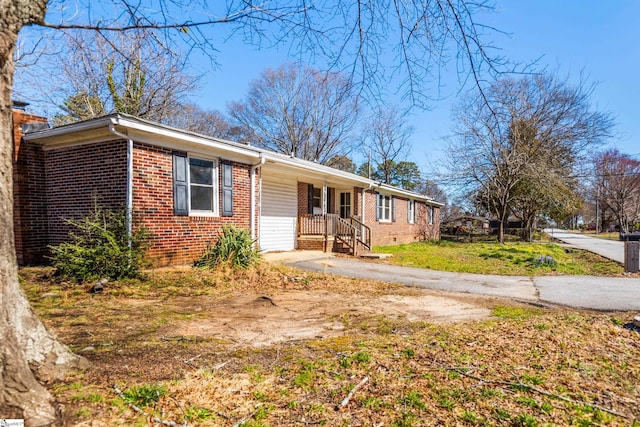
250, 154, 265, 242
108, 124, 133, 245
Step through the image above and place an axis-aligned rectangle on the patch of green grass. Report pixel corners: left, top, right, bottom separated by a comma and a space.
74, 407, 92, 418
401, 348, 415, 359
520, 374, 545, 386
71, 392, 104, 404
340, 350, 372, 368
399, 391, 426, 410
121, 384, 166, 407
374, 241, 623, 276
460, 410, 480, 423
513, 413, 539, 426
362, 396, 383, 410
492, 306, 542, 320
392, 411, 417, 427
492, 407, 511, 420
293, 361, 317, 389
185, 405, 215, 422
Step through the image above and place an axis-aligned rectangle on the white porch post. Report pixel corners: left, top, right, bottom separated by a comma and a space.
322, 181, 327, 214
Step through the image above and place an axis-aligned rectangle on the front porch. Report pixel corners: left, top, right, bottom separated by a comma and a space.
297, 213, 371, 255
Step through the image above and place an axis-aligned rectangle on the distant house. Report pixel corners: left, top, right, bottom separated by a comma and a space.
488, 217, 524, 232
12, 109, 443, 266
445, 215, 489, 231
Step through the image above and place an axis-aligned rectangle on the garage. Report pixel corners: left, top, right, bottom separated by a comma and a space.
259, 173, 298, 252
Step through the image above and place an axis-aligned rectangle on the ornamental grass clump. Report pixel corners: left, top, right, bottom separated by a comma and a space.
48, 206, 150, 281
194, 225, 259, 269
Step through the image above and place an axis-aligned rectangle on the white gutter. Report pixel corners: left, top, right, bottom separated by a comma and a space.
261, 153, 440, 205
108, 124, 134, 243
250, 154, 265, 241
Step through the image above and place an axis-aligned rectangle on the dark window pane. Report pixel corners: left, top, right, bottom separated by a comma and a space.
190, 159, 213, 185
191, 186, 213, 211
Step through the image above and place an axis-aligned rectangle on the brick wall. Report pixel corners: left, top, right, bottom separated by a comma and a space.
45, 140, 128, 246
12, 109, 50, 265
297, 182, 308, 215
363, 189, 440, 246
132, 142, 253, 266
353, 187, 362, 217
294, 183, 440, 247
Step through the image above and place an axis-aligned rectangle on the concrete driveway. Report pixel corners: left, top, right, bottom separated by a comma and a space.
545, 228, 624, 263
265, 251, 640, 311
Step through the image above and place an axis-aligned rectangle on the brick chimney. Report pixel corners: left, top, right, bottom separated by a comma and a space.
12, 103, 50, 265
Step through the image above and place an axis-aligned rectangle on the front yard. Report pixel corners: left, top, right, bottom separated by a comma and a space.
22, 262, 640, 426
374, 240, 624, 276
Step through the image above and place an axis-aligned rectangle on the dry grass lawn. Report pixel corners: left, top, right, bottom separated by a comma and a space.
21, 263, 640, 426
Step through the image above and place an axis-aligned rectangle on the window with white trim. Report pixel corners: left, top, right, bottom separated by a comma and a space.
173, 151, 220, 216
377, 194, 392, 222
428, 205, 434, 225
189, 157, 219, 215
407, 200, 415, 223
340, 192, 351, 219
312, 187, 322, 210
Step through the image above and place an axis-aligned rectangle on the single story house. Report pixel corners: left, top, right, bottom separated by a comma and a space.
12, 108, 443, 266
444, 215, 489, 231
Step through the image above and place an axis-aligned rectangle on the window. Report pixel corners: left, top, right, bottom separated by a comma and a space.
428, 205, 434, 225
340, 192, 351, 219
407, 200, 415, 223
190, 158, 216, 212
377, 194, 392, 222
312, 187, 322, 210
173, 152, 219, 216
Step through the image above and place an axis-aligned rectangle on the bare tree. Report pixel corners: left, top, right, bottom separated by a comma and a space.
165, 103, 251, 141
360, 106, 414, 184
3, 1, 507, 422
594, 149, 640, 234
447, 73, 614, 242
228, 63, 360, 163
47, 31, 198, 124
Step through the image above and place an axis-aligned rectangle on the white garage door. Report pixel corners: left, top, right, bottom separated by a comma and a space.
259, 175, 297, 252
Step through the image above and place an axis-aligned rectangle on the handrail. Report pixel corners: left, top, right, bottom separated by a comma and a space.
298, 213, 371, 255
349, 216, 371, 250
335, 217, 356, 255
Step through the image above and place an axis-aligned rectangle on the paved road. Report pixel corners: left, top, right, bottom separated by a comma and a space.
265, 251, 640, 311
545, 228, 624, 263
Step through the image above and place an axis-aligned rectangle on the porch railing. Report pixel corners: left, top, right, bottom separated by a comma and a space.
298, 213, 371, 255
298, 213, 340, 236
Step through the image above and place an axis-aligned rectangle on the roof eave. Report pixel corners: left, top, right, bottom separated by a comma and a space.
22, 113, 444, 205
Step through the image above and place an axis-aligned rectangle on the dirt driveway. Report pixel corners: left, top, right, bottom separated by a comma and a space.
169, 288, 492, 348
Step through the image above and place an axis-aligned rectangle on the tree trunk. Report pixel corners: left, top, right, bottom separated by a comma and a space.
497, 220, 505, 243
1, 2, 87, 424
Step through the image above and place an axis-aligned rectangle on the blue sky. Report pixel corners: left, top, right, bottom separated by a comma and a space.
188, 1, 640, 170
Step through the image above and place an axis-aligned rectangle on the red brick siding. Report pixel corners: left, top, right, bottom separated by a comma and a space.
12, 110, 50, 264
294, 184, 440, 248
45, 140, 128, 246
297, 182, 309, 215
296, 238, 325, 251
363, 189, 440, 246
132, 143, 253, 266
352, 187, 362, 217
